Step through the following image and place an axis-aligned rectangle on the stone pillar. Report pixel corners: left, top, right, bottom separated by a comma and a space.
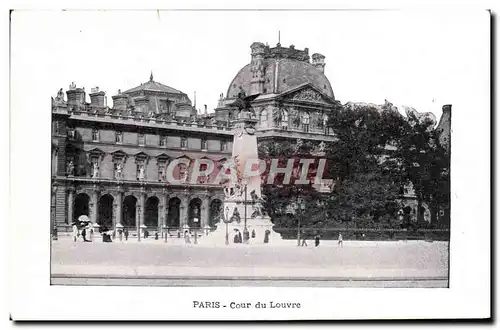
51, 185, 57, 239
180, 196, 188, 228
67, 188, 74, 225
139, 190, 146, 238
140, 192, 146, 226
202, 197, 209, 228
90, 190, 99, 224
161, 192, 168, 229
116, 189, 123, 227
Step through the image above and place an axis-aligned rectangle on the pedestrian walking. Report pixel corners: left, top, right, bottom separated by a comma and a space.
184, 230, 192, 244
301, 230, 308, 247
82, 228, 89, 242
338, 232, 343, 247
124, 227, 129, 241
87, 224, 94, 242
71, 223, 78, 242
314, 233, 320, 247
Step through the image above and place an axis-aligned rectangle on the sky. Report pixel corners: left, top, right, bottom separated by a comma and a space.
11, 10, 489, 119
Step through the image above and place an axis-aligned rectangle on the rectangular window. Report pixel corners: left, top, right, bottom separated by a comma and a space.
201, 138, 208, 150
115, 131, 123, 144
159, 135, 166, 147
220, 140, 227, 151
303, 124, 309, 133
138, 133, 145, 146
92, 129, 99, 142
180, 137, 187, 149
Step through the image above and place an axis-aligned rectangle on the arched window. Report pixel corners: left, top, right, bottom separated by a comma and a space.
260, 109, 268, 128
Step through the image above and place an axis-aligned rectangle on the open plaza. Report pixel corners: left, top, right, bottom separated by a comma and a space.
51, 237, 448, 287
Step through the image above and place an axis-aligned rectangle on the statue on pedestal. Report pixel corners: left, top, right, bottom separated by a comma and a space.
138, 165, 145, 181
66, 160, 74, 176
229, 88, 256, 118
230, 207, 241, 224
92, 162, 99, 178
115, 163, 123, 179
53, 88, 66, 105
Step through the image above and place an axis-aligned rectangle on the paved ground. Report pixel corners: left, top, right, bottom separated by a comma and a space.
51, 237, 448, 287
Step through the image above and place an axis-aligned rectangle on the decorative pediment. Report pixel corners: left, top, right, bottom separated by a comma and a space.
111, 150, 128, 163
156, 153, 171, 163
280, 83, 336, 105
175, 154, 192, 160
134, 151, 150, 164
86, 147, 105, 160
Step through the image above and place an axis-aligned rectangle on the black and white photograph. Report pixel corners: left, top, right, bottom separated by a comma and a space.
8, 3, 491, 321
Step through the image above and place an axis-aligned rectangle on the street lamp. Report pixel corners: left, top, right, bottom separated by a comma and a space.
137, 205, 141, 242
193, 217, 199, 244
223, 206, 232, 245
242, 177, 249, 244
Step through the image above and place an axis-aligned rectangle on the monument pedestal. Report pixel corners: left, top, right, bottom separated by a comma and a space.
200, 109, 284, 246
200, 215, 283, 246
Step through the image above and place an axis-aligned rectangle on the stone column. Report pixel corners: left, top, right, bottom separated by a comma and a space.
51, 185, 57, 239
67, 188, 74, 225
140, 192, 146, 226
139, 190, 146, 238
201, 197, 209, 228
180, 196, 188, 228
90, 190, 99, 224
161, 192, 168, 229
116, 188, 123, 227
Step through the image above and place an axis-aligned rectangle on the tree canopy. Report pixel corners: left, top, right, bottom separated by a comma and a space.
258, 102, 450, 233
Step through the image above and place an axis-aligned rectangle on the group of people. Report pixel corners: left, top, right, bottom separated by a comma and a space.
234, 229, 258, 244
300, 231, 344, 247
72, 222, 132, 243
71, 222, 94, 242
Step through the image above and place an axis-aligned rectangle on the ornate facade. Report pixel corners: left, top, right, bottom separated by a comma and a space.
51, 75, 232, 236
51, 41, 451, 237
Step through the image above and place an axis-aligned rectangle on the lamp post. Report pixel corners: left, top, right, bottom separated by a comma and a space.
193, 217, 199, 244
242, 177, 249, 244
223, 206, 232, 245
137, 205, 141, 242
297, 215, 301, 247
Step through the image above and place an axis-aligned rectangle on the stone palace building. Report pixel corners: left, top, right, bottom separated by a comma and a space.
50, 41, 451, 237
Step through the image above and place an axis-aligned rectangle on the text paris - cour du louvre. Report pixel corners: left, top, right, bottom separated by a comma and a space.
50, 40, 450, 287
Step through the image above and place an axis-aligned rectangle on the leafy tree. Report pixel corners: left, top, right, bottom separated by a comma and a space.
259, 139, 327, 238
324, 105, 405, 227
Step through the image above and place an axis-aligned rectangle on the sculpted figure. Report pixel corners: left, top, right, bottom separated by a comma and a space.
92, 162, 99, 178
115, 163, 122, 179
67, 161, 74, 176
138, 165, 145, 180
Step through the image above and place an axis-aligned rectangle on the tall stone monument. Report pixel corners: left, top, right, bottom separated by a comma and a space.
202, 93, 283, 246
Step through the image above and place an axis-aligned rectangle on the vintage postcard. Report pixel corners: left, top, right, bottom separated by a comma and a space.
9, 6, 491, 321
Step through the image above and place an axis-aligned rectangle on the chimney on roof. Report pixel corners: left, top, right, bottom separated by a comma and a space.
312, 53, 326, 73
66, 83, 86, 108
250, 42, 266, 95
204, 104, 207, 115
112, 92, 128, 111
89, 87, 106, 108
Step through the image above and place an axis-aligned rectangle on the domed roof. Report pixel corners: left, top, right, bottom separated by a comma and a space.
227, 56, 334, 99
